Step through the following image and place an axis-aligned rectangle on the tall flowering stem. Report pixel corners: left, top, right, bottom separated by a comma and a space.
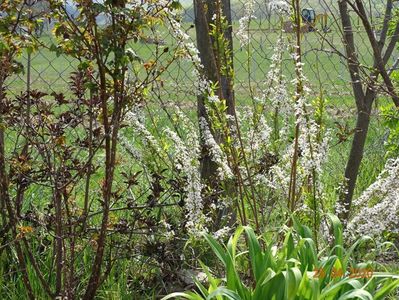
193, 0, 262, 231
288, 0, 304, 215
210, 2, 261, 231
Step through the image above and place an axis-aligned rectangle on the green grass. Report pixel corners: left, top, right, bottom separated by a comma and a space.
5, 17, 380, 99
4, 18, 389, 207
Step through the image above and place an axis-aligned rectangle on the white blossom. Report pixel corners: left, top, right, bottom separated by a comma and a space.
164, 128, 205, 234
346, 157, 399, 240
199, 117, 233, 180
269, 0, 291, 16
162, 220, 176, 241
213, 226, 231, 240
236, 0, 256, 47
125, 110, 162, 154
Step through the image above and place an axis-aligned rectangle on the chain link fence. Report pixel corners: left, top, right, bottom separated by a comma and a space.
4, 0, 395, 198
6, 0, 396, 94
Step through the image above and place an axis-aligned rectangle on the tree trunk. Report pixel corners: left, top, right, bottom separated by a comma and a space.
336, 0, 399, 223
338, 91, 375, 222
194, 0, 235, 182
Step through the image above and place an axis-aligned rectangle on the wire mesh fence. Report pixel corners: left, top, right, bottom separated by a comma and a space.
6, 0, 396, 96
3, 0, 394, 197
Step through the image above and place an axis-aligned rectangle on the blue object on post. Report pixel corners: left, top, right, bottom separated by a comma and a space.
301, 8, 316, 31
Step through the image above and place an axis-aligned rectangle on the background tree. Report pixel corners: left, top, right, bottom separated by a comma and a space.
336, 0, 399, 223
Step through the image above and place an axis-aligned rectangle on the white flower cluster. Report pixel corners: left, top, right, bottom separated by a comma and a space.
119, 134, 142, 161
167, 18, 211, 95
192, 68, 211, 95
164, 128, 205, 234
161, 220, 175, 241
242, 37, 287, 165
207, 94, 221, 103
253, 115, 272, 149
236, 0, 256, 47
292, 49, 330, 178
123, 102, 208, 234
252, 38, 330, 206
298, 119, 331, 175
258, 37, 289, 111
269, 48, 289, 111
268, 0, 291, 16
244, 111, 272, 160
199, 117, 233, 180
269, 145, 294, 194
169, 18, 201, 64
125, 110, 162, 154
346, 157, 399, 240
213, 226, 232, 240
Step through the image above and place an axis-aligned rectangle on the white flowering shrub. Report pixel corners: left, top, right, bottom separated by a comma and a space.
116, 5, 399, 296
119, 0, 336, 242
346, 157, 399, 241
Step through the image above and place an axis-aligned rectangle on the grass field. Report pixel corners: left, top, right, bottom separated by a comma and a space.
6, 15, 382, 95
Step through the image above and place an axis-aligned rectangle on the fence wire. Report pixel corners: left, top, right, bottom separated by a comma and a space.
6, 1, 396, 95
4, 0, 395, 198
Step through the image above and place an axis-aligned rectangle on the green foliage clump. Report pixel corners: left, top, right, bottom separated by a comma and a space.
164, 215, 399, 300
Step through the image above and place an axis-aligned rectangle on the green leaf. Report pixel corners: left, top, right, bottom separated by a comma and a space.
373, 278, 399, 300
320, 277, 361, 299
297, 270, 320, 300
227, 226, 244, 260
204, 232, 245, 294
161, 292, 203, 300
286, 267, 303, 300
343, 236, 374, 270
243, 226, 264, 282
206, 287, 241, 300
203, 233, 227, 267
171, 1, 183, 10
326, 214, 343, 260
337, 289, 373, 300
